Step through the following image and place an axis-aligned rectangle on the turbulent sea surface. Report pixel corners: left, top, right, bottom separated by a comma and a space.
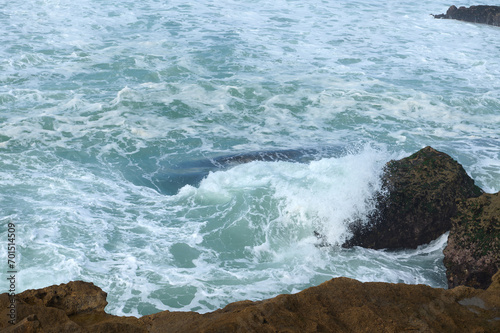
1, 0, 499, 316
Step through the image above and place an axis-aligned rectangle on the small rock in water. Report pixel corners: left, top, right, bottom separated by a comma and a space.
433, 5, 500, 26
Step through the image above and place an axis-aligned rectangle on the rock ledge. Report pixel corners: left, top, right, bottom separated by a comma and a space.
2, 274, 500, 332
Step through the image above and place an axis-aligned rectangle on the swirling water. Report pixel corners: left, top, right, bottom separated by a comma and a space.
1, 0, 499, 316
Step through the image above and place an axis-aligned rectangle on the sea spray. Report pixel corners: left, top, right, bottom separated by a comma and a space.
1, 0, 498, 317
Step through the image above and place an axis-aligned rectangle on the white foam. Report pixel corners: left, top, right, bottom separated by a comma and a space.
2, 0, 499, 318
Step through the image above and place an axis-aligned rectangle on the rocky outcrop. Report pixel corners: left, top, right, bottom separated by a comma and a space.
9, 280, 107, 316
433, 5, 500, 26
2, 273, 500, 332
344, 146, 483, 250
0, 281, 145, 333
444, 192, 500, 290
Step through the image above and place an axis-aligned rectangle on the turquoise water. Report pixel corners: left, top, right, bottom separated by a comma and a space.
1, 0, 499, 316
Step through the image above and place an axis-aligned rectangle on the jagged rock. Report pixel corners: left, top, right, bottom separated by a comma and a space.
343, 146, 483, 250
0, 281, 145, 333
433, 5, 500, 26
2, 274, 500, 332
11, 281, 107, 316
444, 192, 500, 290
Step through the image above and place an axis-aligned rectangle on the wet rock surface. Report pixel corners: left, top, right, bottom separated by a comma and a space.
433, 5, 500, 26
2, 274, 500, 332
444, 192, 500, 290
344, 146, 483, 250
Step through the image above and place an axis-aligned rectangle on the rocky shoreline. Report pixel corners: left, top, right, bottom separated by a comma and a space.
1, 273, 500, 332
342, 147, 499, 290
2, 147, 499, 332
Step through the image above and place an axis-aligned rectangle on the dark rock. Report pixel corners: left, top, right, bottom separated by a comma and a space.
433, 5, 500, 26
344, 146, 483, 250
444, 192, 500, 289
2, 274, 500, 332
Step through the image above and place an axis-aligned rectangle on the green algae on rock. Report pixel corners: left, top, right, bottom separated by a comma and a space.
444, 192, 500, 290
344, 146, 483, 250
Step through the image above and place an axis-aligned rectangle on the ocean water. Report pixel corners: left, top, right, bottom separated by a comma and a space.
1, 0, 499, 317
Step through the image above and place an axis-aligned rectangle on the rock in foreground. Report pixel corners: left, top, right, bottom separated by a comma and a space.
2, 275, 500, 332
444, 192, 500, 290
433, 5, 500, 26
344, 146, 483, 250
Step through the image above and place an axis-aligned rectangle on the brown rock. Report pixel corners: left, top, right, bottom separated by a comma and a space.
12, 280, 107, 316
444, 192, 500, 289
344, 146, 483, 250
0, 281, 145, 333
2, 275, 500, 332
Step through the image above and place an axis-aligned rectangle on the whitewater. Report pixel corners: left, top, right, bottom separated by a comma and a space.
1, 0, 499, 316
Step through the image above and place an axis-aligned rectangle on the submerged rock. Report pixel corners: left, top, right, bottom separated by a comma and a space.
343, 146, 483, 250
2, 274, 500, 332
444, 192, 500, 290
433, 5, 500, 26
150, 147, 343, 195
